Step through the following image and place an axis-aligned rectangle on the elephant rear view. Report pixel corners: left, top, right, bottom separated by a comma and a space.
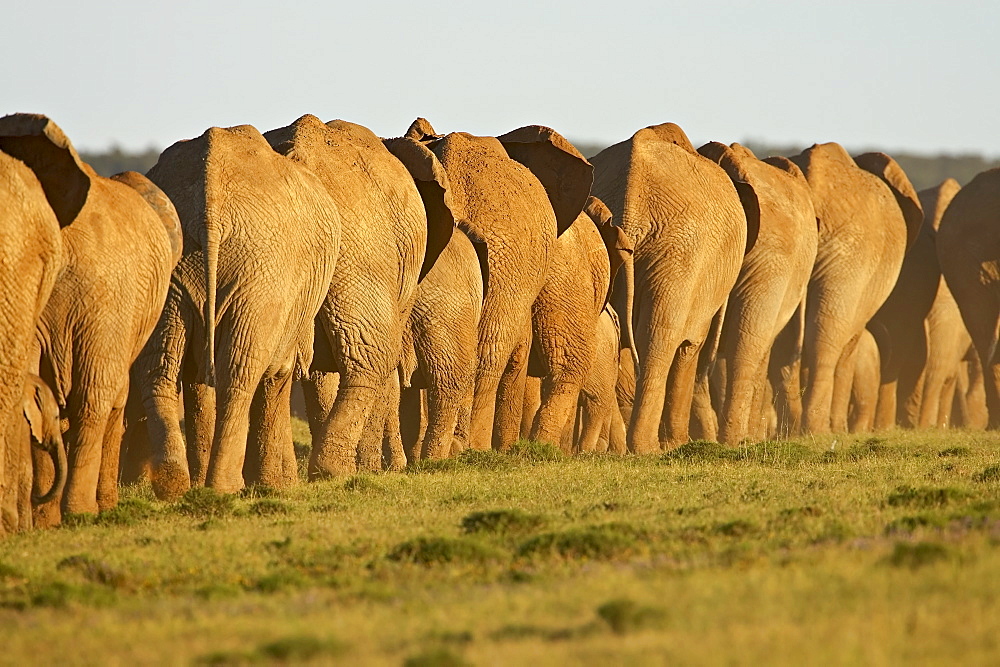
145, 124, 342, 495
0, 149, 61, 514
937, 167, 1000, 428
789, 144, 922, 434
590, 123, 751, 453
0, 113, 181, 516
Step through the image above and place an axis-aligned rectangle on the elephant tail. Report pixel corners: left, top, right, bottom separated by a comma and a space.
23, 376, 67, 506
619, 253, 639, 370
698, 297, 728, 385
31, 432, 67, 506
203, 197, 220, 387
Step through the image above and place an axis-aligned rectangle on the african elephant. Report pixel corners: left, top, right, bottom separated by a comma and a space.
864, 179, 945, 430
897, 179, 967, 428
590, 123, 753, 453
936, 167, 1000, 427
697, 143, 818, 445
383, 136, 481, 462
140, 123, 341, 497
575, 305, 629, 454
2, 375, 67, 534
789, 145, 922, 434
0, 148, 62, 518
403, 119, 593, 452
530, 196, 634, 448
516, 196, 635, 454
0, 114, 181, 516
259, 115, 449, 478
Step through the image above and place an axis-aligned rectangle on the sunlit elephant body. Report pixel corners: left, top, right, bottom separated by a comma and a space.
262, 116, 443, 477
697, 143, 818, 444
590, 123, 750, 452
789, 145, 922, 434
2, 375, 67, 534
937, 167, 1000, 427
0, 149, 62, 530
0, 114, 181, 516
141, 124, 341, 497
405, 119, 593, 452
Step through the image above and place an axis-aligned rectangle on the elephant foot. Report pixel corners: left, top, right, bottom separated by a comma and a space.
151, 459, 192, 501
308, 453, 357, 481
97, 486, 119, 512
206, 476, 244, 495
62, 496, 99, 516
32, 500, 61, 529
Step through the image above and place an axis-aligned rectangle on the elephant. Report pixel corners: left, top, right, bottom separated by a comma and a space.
260, 115, 451, 477
936, 167, 1000, 427
2, 375, 67, 534
0, 114, 182, 516
382, 136, 481, 462
893, 179, 967, 428
402, 119, 593, 452
696, 143, 818, 444
952, 345, 989, 429
788, 145, 922, 434
590, 123, 753, 453
0, 148, 62, 519
516, 196, 635, 453
525, 196, 635, 449
140, 123, 342, 497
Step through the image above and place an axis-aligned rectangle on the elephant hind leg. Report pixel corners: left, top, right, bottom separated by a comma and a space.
63, 410, 113, 515
97, 396, 127, 511
309, 383, 378, 479
245, 368, 297, 490
657, 340, 703, 449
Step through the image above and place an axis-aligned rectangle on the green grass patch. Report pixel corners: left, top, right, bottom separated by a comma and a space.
387, 536, 504, 566
460, 509, 545, 536
517, 523, 647, 560
176, 487, 236, 518
596, 598, 667, 634
973, 465, 1000, 483
886, 485, 970, 508
884, 541, 953, 569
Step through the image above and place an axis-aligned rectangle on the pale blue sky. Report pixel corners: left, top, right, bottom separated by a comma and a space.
4, 1, 997, 155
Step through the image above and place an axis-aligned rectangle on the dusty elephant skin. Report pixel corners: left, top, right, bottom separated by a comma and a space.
0, 113, 180, 517
139, 123, 342, 498
0, 149, 62, 531
907, 180, 982, 428
263, 116, 435, 478
788, 145, 922, 435
697, 143, 818, 444
519, 196, 635, 453
385, 135, 482, 462
590, 123, 749, 454
936, 167, 1000, 428
2, 375, 67, 534
405, 119, 593, 453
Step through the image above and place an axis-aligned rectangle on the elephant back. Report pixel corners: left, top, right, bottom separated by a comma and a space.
919, 178, 961, 233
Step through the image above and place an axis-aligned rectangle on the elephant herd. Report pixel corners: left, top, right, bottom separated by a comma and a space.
2, 111, 999, 536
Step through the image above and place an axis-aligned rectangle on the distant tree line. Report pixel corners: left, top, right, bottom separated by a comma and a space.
82, 141, 1000, 193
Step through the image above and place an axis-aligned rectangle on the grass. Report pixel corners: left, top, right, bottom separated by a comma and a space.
0, 424, 999, 663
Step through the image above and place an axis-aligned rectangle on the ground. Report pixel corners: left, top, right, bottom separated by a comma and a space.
1, 425, 999, 665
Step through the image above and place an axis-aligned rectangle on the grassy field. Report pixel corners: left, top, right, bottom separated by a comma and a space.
1, 426, 999, 665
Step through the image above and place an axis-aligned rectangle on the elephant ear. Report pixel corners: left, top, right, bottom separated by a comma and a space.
763, 155, 806, 182
405, 117, 442, 142
111, 171, 183, 263
496, 125, 593, 235
383, 136, 457, 281
854, 152, 924, 249
696, 142, 760, 255
0, 113, 91, 227
587, 196, 631, 290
